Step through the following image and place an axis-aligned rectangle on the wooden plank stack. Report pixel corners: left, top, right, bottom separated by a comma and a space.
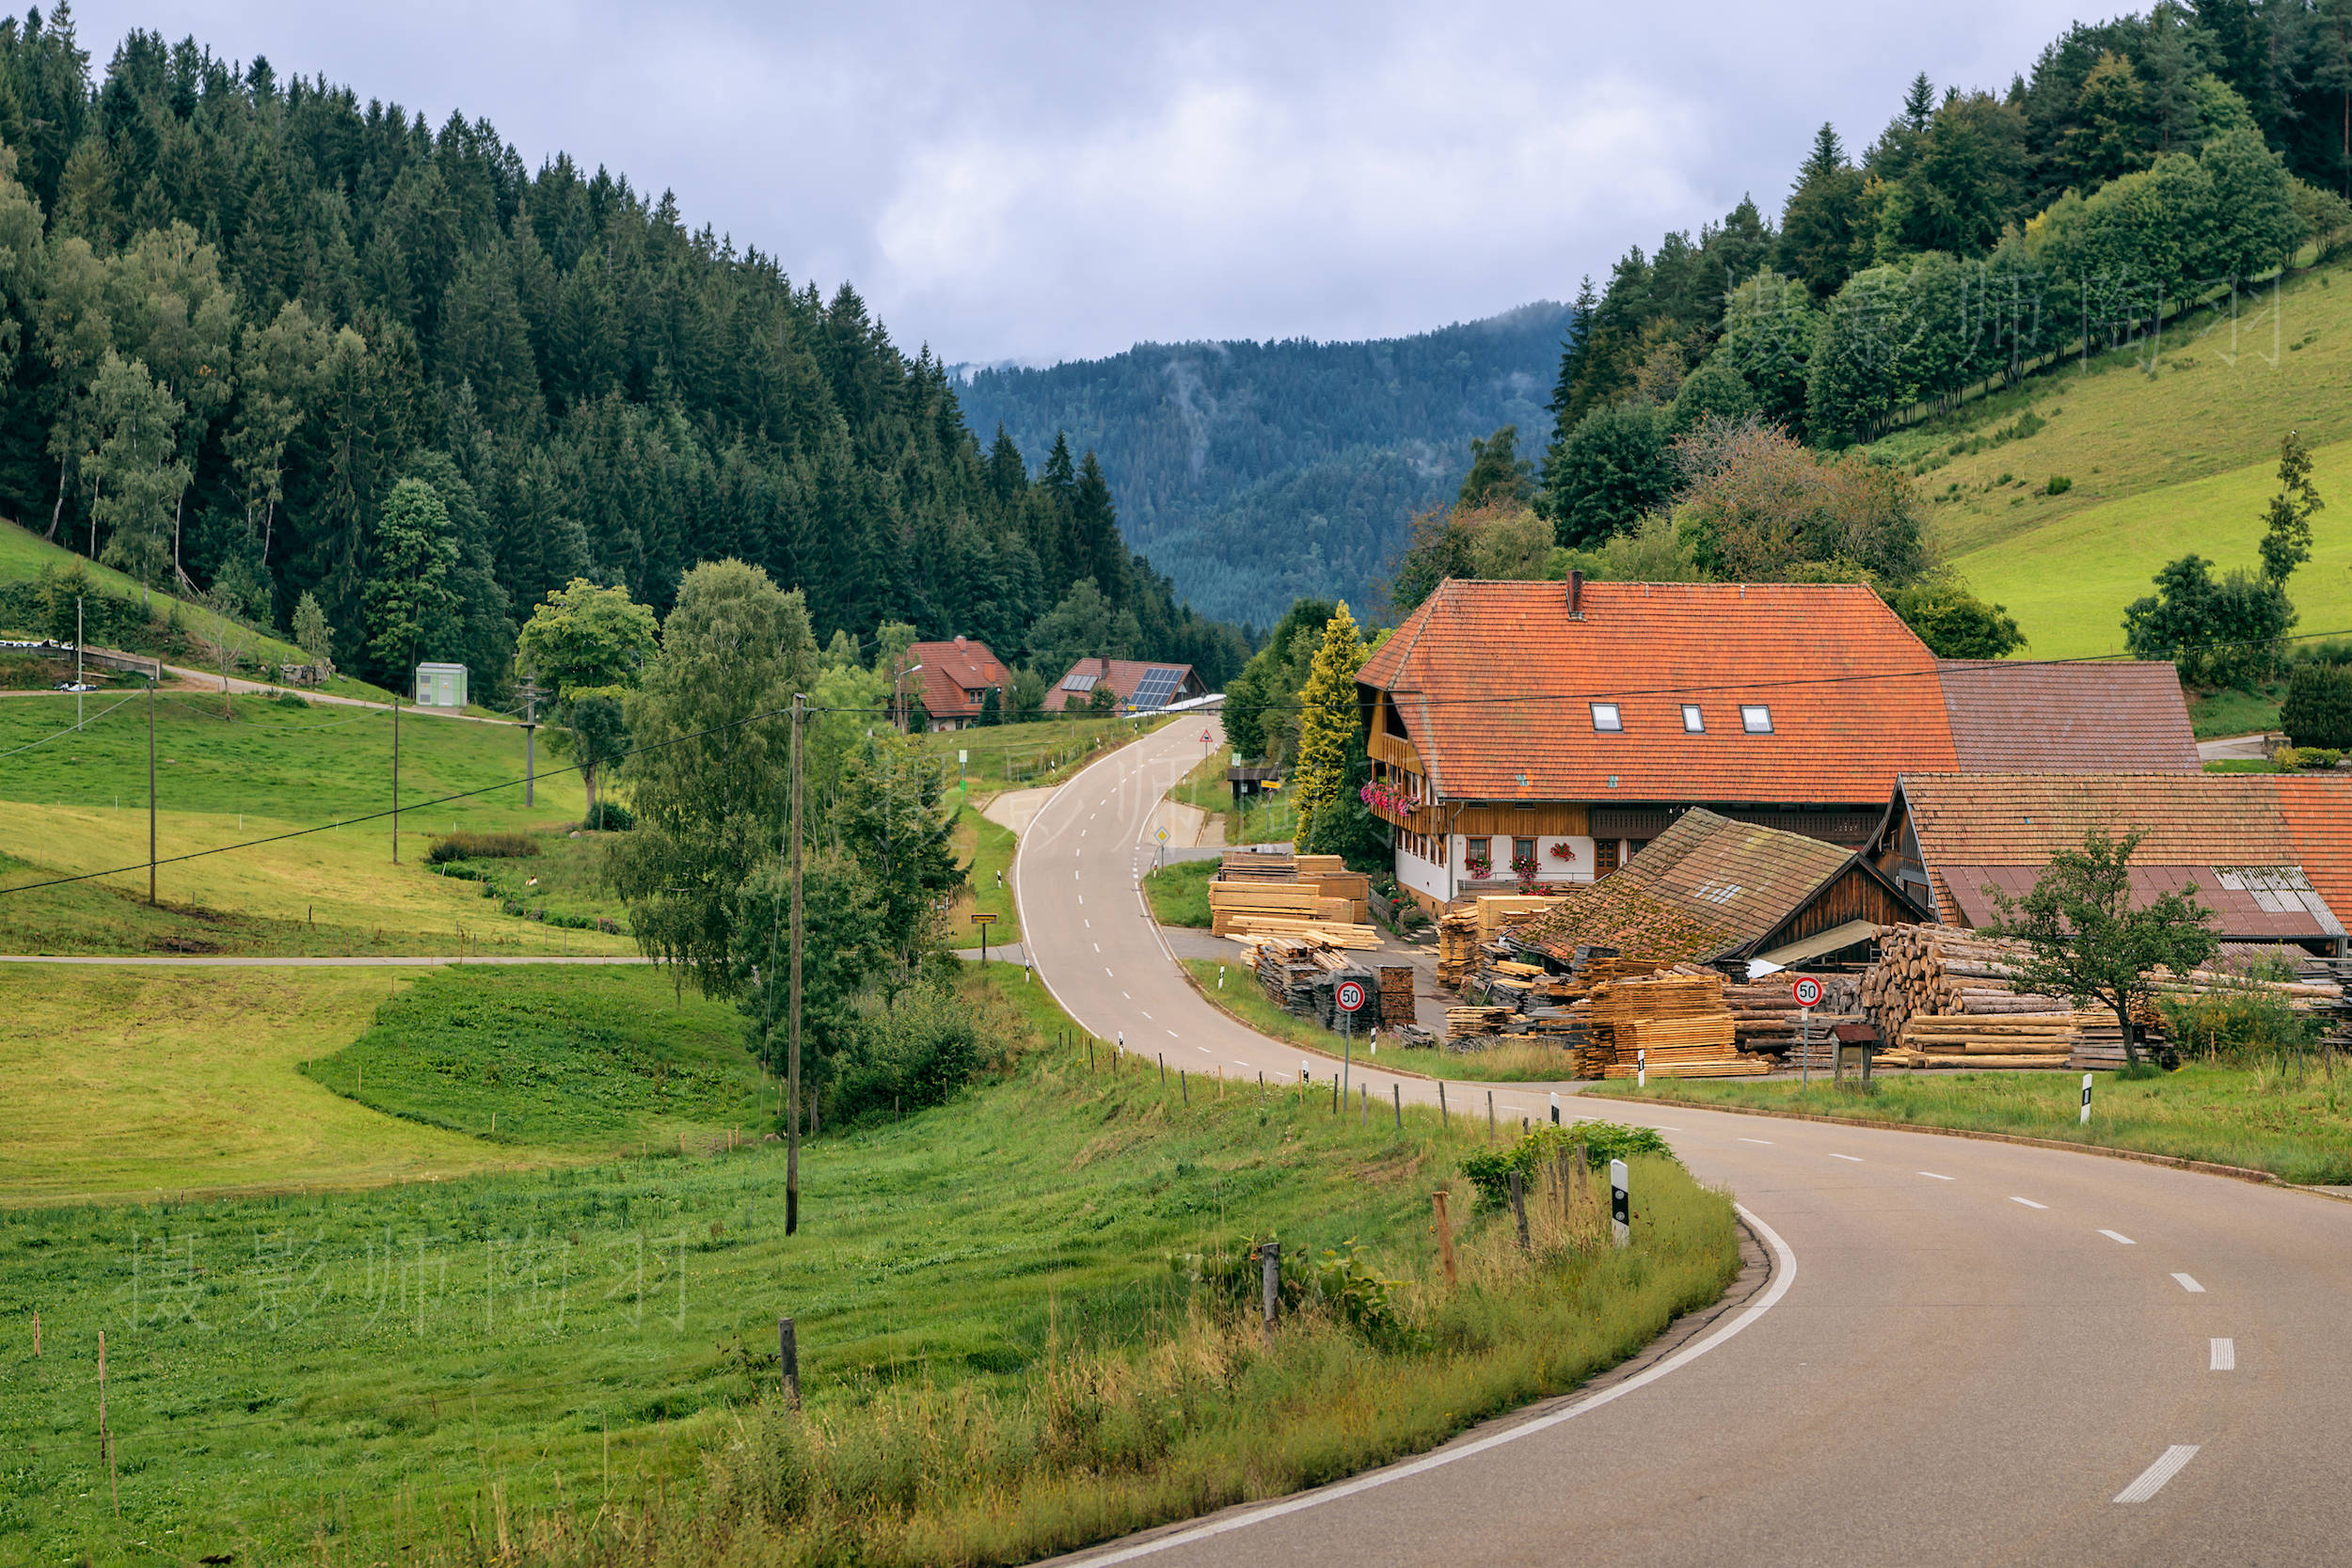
1580, 973, 1753, 1079
1377, 964, 1416, 1023
1436, 895, 1563, 988
1210, 850, 1375, 942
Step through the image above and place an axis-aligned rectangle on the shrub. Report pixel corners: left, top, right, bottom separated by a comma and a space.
1460, 1122, 1674, 1211
582, 799, 635, 832
425, 830, 540, 864
2280, 661, 2352, 750
826, 983, 986, 1124
2045, 475, 2073, 495
2157, 983, 2322, 1065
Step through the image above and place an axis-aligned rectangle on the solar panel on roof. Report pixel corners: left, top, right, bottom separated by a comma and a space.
1061, 673, 1098, 692
1130, 667, 1184, 709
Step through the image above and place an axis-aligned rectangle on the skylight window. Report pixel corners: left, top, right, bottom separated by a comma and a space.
1740, 705, 1774, 734
1680, 705, 1704, 733
1590, 703, 1623, 733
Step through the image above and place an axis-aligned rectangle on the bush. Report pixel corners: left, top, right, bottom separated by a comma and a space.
2045, 475, 2073, 495
425, 830, 541, 864
2157, 983, 2322, 1065
2280, 661, 2352, 750
582, 799, 635, 832
825, 984, 986, 1124
1460, 1122, 1674, 1211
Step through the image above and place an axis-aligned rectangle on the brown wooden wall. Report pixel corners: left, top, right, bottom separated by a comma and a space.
1772, 865, 1917, 948
1447, 802, 1592, 836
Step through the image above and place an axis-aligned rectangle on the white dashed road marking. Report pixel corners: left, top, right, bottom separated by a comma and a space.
2099, 1229, 2136, 1245
2115, 1446, 2199, 1503
1738, 1137, 1772, 1145
2010, 1197, 2049, 1210
2210, 1338, 2234, 1370
1827, 1153, 1863, 1163
2172, 1273, 2205, 1293
1917, 1171, 1954, 1180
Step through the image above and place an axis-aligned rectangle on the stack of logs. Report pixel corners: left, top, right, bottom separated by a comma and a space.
1861, 926, 2110, 1069
1720, 972, 1862, 1060
1578, 972, 1750, 1079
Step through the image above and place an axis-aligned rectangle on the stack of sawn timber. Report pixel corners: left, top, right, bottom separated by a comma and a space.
1580, 972, 1752, 1079
1246, 933, 1382, 1025
1437, 895, 1562, 989
1211, 851, 1376, 945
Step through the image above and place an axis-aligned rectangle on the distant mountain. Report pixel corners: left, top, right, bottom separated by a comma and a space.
958, 304, 1571, 627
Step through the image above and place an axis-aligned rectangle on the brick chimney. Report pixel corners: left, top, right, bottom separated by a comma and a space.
1566, 568, 1585, 619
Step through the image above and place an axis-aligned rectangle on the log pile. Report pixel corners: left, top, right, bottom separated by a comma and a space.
1721, 973, 1861, 1056
1246, 933, 1383, 1025
1579, 973, 1753, 1079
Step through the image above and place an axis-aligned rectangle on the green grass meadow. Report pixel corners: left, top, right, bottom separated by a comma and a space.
1589, 1060, 2352, 1184
0, 963, 1738, 1564
1143, 856, 1216, 927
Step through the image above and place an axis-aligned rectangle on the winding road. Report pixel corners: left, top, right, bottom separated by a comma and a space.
1019, 719, 2352, 1566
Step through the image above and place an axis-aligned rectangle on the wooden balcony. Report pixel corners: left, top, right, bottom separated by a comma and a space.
1368, 728, 1421, 772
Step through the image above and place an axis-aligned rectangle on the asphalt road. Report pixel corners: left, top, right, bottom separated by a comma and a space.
1020, 720, 2352, 1566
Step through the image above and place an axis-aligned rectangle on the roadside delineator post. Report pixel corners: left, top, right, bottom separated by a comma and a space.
1636, 1048, 1646, 1089
2080, 1071, 2094, 1125
1549, 1092, 1560, 1125
1610, 1158, 1630, 1248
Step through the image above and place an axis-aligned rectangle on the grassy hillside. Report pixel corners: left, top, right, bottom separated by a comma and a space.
1871, 263, 2352, 657
0, 963, 1738, 1562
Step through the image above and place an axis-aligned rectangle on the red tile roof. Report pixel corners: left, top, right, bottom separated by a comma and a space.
1935, 660, 2199, 772
2271, 775, 2352, 930
902, 639, 1008, 721
1041, 657, 1205, 712
1359, 579, 1956, 802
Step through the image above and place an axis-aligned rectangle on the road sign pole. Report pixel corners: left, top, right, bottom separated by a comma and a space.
1610, 1158, 1630, 1248
1801, 1006, 1811, 1086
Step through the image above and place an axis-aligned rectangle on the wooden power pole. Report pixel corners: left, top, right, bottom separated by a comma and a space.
787, 691, 805, 1236
146, 674, 157, 905
390, 689, 401, 863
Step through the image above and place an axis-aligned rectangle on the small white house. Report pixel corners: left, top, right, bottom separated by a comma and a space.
413, 662, 469, 708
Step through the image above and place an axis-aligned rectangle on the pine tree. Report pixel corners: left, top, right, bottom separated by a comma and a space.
362, 477, 459, 677
1290, 603, 1366, 849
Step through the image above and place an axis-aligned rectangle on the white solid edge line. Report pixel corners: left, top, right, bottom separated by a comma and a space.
2114, 1444, 2200, 1503
2099, 1229, 2136, 1244
2172, 1272, 2205, 1292
1061, 1202, 1799, 1566
2209, 1337, 2234, 1371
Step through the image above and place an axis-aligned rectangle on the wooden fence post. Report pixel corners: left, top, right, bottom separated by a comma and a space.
1431, 1191, 1458, 1287
1508, 1170, 1530, 1252
778, 1317, 800, 1408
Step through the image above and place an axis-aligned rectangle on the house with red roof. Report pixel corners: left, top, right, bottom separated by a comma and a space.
899, 637, 1009, 731
1042, 657, 1208, 714
1356, 575, 2200, 911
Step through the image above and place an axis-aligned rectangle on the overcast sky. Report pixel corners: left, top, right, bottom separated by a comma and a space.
75, 1, 2099, 366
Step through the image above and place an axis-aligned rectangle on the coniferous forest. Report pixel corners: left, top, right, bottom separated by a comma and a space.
0, 8, 1249, 699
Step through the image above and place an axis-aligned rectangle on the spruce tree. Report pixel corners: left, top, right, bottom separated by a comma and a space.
2260, 430, 2324, 582
1290, 603, 1367, 850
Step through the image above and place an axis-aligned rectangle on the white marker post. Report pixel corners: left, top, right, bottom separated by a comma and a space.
2080, 1071, 2093, 1125
1610, 1158, 1630, 1248
1549, 1092, 1561, 1125
1636, 1048, 1646, 1089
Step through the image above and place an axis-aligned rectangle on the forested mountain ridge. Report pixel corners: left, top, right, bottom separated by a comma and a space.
0, 8, 1248, 699
957, 302, 1569, 626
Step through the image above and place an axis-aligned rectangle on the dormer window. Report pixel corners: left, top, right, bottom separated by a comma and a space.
1680, 705, 1704, 733
1740, 705, 1773, 734
1590, 703, 1622, 733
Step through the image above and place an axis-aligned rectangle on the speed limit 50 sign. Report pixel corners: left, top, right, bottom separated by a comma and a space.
1791, 976, 1823, 1007
1335, 979, 1367, 1014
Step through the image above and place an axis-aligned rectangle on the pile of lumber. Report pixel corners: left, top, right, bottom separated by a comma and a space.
1245, 932, 1388, 1027
1211, 850, 1375, 943
1723, 974, 1860, 1057
1873, 1011, 2102, 1069
1377, 964, 1416, 1023
1579, 972, 1753, 1079
1437, 895, 1563, 988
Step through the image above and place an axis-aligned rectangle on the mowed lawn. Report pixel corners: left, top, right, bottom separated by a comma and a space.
0, 967, 510, 1200
1951, 435, 2352, 658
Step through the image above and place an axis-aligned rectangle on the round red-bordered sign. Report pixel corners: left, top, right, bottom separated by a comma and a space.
1335, 980, 1367, 1013
1792, 976, 1823, 1007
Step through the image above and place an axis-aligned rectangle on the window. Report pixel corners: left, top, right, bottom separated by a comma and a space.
1740, 704, 1773, 734
1466, 836, 1492, 870
1680, 705, 1705, 733
1513, 836, 1535, 865
1590, 702, 1623, 732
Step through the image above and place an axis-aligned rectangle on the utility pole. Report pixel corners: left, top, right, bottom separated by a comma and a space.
519, 677, 540, 807
75, 595, 83, 729
390, 688, 401, 863
787, 692, 806, 1236
146, 673, 157, 905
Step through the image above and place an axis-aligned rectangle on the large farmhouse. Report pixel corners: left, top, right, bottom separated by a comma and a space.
1354, 576, 2201, 912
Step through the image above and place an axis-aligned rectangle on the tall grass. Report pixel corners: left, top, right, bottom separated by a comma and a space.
434, 1150, 1731, 1566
